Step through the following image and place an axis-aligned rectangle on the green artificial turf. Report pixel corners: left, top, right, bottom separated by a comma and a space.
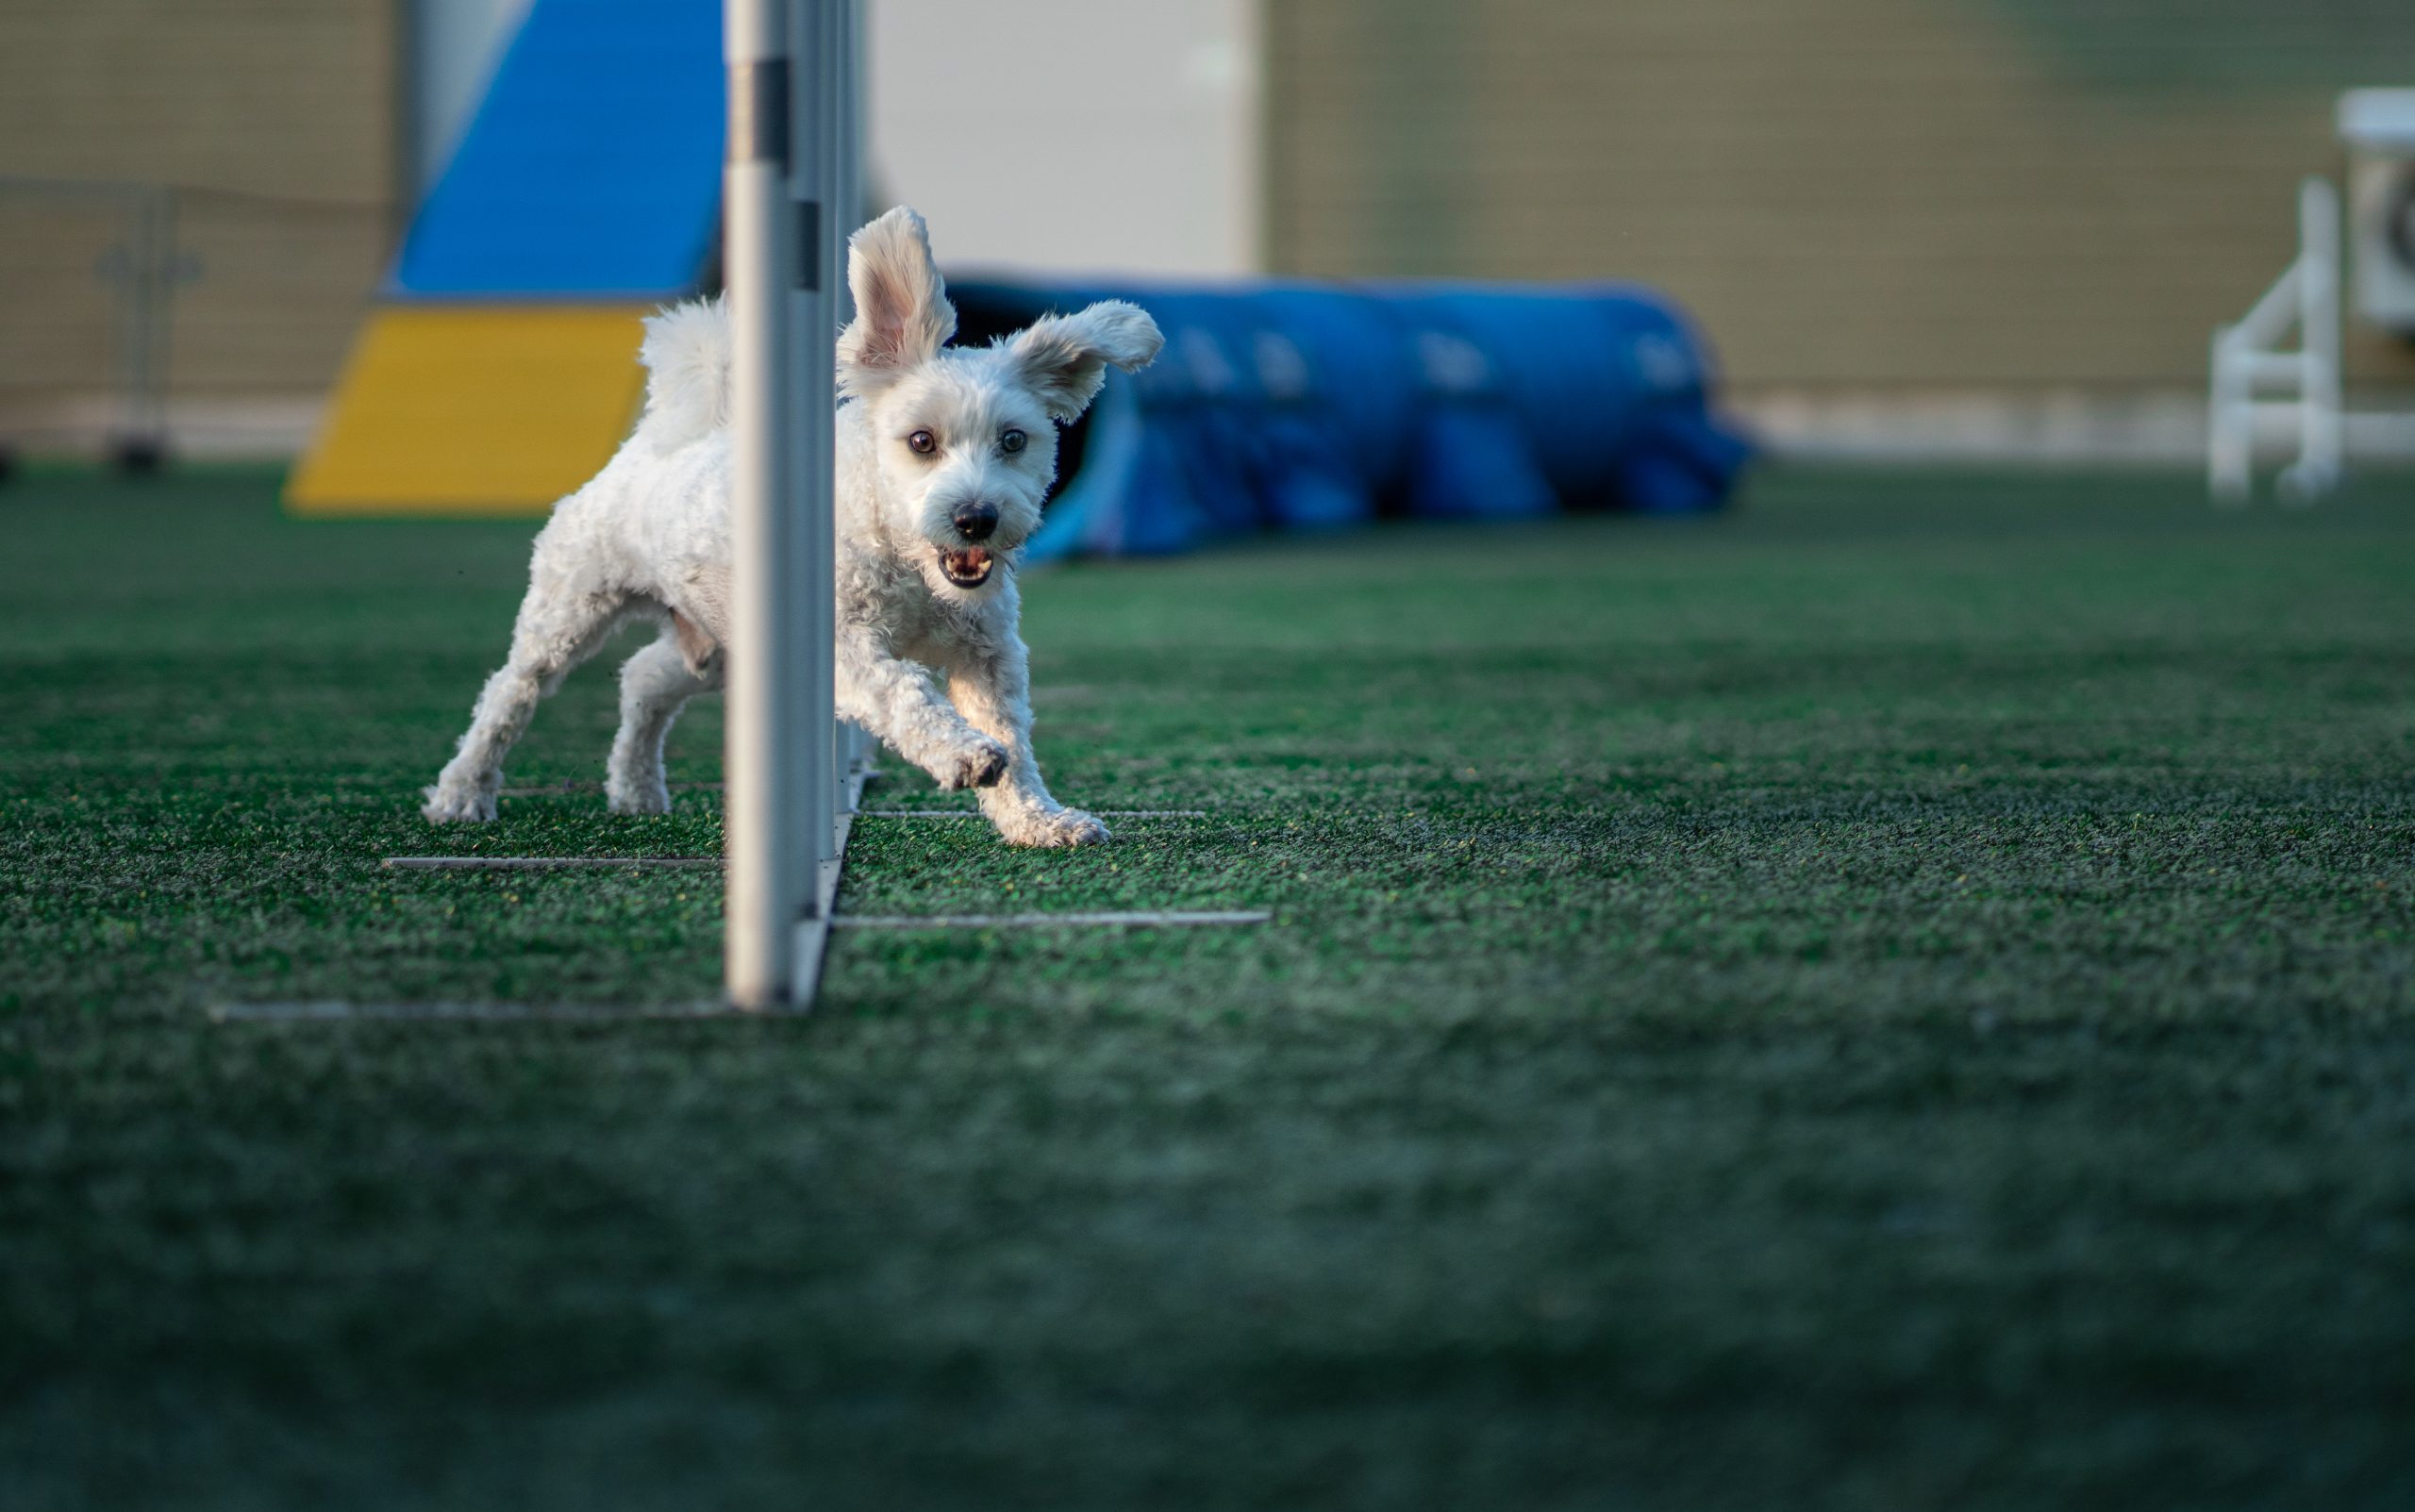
3, 463, 2413, 1508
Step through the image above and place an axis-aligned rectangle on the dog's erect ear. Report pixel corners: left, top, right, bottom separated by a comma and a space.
839, 206, 958, 396
1003, 301, 1164, 421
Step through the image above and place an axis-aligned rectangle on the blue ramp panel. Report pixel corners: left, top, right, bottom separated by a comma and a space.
393, 0, 723, 298
949, 280, 1752, 562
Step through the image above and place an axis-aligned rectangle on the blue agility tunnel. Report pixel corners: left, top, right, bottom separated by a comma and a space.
947, 279, 1753, 562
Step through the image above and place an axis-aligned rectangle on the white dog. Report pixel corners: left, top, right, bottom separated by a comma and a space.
421, 207, 1162, 846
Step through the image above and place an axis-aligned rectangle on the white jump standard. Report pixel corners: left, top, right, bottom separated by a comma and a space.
2208, 92, 2415, 503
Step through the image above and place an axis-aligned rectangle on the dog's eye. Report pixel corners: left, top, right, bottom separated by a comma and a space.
1000, 428, 1026, 456
907, 429, 937, 456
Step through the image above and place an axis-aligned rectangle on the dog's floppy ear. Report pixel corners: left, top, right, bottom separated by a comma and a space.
1003, 301, 1164, 421
839, 206, 958, 396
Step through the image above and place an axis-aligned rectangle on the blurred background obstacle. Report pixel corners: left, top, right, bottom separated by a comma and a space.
0, 177, 195, 475
955, 279, 1749, 559
2208, 91, 2415, 504
287, 0, 722, 515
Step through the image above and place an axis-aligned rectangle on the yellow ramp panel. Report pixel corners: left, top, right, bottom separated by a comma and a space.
288, 306, 648, 516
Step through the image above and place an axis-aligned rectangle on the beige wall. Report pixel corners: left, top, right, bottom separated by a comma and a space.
1265, 0, 2415, 391
8, 1, 2405, 417
871, 0, 1262, 277
0, 1, 398, 403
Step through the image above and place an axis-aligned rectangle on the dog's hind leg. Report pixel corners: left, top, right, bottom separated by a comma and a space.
605, 625, 721, 815
424, 578, 631, 822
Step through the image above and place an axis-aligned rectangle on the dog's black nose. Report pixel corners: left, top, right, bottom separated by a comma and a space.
952, 502, 999, 541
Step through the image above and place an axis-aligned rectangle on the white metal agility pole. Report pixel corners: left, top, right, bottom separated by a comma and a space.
724, 0, 858, 1007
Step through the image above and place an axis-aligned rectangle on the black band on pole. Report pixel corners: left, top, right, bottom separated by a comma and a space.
795, 200, 821, 291
728, 59, 791, 166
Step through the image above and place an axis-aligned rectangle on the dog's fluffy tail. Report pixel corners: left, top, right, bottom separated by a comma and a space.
636, 295, 731, 450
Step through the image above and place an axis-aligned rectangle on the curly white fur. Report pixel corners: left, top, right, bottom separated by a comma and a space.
635, 296, 731, 451
422, 206, 1164, 847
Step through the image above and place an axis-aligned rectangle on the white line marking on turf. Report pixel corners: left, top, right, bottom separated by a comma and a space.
833, 910, 1269, 929
495, 782, 726, 797
208, 1000, 783, 1023
856, 809, 1209, 819
381, 808, 1206, 870
381, 856, 719, 871
208, 907, 1269, 1021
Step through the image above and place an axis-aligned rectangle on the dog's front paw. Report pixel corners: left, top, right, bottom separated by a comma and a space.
1002, 806, 1110, 848
936, 738, 1010, 791
1049, 807, 1111, 846
421, 783, 497, 823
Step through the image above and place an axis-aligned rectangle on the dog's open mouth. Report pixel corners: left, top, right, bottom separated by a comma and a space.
938, 546, 994, 588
